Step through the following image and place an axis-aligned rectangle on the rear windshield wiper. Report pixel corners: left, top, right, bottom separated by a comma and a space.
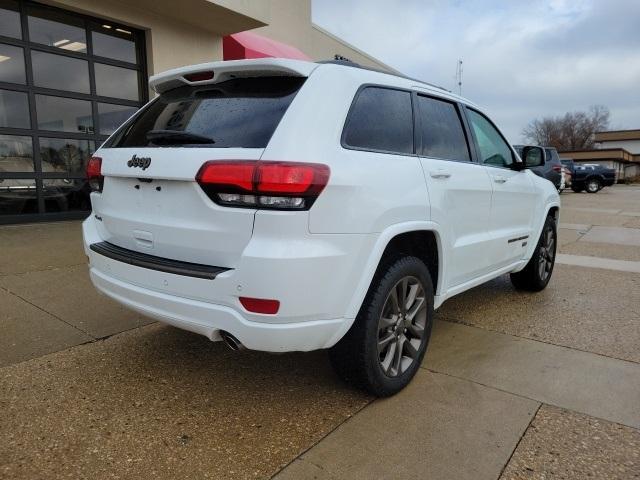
146, 129, 215, 145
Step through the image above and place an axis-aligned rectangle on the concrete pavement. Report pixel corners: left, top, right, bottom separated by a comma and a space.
1, 185, 640, 479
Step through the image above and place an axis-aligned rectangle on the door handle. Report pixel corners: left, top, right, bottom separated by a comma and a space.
493, 175, 507, 183
430, 170, 451, 179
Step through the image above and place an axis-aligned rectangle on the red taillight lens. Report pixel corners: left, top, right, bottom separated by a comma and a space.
197, 161, 256, 191
86, 156, 103, 192
184, 71, 214, 82
239, 297, 280, 314
552, 165, 562, 172
257, 163, 327, 195
195, 161, 330, 210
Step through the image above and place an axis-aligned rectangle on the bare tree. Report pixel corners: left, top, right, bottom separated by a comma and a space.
522, 105, 610, 150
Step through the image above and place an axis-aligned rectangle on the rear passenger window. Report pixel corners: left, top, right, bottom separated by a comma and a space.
343, 87, 413, 155
416, 95, 470, 161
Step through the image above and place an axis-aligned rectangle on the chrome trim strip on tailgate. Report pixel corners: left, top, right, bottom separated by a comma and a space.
89, 242, 230, 280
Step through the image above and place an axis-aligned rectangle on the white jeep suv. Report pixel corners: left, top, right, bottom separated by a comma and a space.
83, 58, 559, 396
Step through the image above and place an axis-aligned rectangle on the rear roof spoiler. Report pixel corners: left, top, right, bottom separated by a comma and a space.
149, 58, 318, 94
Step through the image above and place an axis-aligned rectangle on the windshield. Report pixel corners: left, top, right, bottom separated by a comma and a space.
106, 76, 305, 148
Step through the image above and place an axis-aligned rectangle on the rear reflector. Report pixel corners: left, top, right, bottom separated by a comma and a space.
86, 156, 103, 192
239, 297, 280, 314
196, 161, 330, 210
184, 71, 214, 82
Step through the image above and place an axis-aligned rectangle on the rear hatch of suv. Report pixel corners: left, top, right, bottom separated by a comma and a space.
89, 62, 310, 268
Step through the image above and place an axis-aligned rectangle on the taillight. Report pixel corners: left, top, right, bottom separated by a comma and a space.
552, 165, 562, 172
86, 156, 103, 192
196, 161, 330, 210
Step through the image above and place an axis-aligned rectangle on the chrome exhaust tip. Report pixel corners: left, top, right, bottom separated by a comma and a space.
220, 331, 245, 351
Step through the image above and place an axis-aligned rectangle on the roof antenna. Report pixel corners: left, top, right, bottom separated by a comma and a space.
455, 59, 463, 95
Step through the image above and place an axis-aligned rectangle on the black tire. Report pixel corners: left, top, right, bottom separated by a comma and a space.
586, 178, 601, 193
510, 215, 557, 291
329, 255, 434, 397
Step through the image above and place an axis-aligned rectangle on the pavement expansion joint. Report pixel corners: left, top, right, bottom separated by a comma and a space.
435, 317, 640, 366
497, 403, 543, 479
0, 284, 97, 341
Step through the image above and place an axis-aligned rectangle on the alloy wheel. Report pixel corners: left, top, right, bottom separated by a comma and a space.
537, 225, 556, 281
377, 276, 427, 377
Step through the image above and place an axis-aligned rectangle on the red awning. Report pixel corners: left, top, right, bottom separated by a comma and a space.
223, 31, 310, 61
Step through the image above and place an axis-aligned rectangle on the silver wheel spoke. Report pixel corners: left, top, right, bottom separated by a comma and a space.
392, 335, 405, 374
378, 333, 396, 351
398, 279, 408, 314
404, 338, 419, 359
381, 342, 396, 373
407, 321, 424, 339
389, 287, 400, 315
405, 283, 419, 311
379, 315, 396, 330
406, 297, 425, 322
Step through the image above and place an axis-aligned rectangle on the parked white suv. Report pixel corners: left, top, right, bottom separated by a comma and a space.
83, 58, 559, 396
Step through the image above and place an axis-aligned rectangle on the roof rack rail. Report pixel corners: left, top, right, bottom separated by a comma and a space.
316, 59, 451, 93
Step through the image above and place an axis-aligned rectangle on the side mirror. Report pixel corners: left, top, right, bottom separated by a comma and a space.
521, 146, 545, 168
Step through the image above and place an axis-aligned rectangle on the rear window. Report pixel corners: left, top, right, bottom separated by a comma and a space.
342, 87, 414, 155
105, 76, 305, 148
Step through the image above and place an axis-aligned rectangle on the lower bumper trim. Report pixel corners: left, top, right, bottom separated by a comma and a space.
89, 241, 230, 280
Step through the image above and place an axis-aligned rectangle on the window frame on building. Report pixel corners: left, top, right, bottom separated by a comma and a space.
0, 0, 147, 224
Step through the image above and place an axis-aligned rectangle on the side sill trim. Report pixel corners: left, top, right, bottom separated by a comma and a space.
89, 242, 230, 280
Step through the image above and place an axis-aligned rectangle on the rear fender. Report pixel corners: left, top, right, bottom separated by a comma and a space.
326, 221, 445, 346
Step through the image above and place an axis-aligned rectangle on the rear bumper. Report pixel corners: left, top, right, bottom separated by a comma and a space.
89, 267, 345, 352
82, 214, 373, 351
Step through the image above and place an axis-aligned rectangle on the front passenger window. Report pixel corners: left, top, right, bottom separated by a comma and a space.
467, 109, 513, 168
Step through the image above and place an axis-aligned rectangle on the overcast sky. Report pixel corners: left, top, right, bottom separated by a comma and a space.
312, 0, 640, 142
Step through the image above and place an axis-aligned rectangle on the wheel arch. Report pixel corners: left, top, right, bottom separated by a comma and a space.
524, 202, 560, 262
343, 222, 444, 322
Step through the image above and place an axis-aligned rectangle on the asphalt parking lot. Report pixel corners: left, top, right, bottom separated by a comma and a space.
1, 185, 640, 479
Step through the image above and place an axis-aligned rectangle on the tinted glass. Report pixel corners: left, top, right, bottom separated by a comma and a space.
110, 77, 305, 148
544, 148, 561, 164
467, 109, 513, 167
42, 178, 90, 212
416, 95, 469, 161
0, 0, 21, 39
92, 30, 136, 63
94, 63, 139, 100
0, 89, 29, 128
39, 138, 94, 175
0, 43, 25, 84
36, 95, 93, 133
27, 6, 86, 53
343, 87, 413, 154
0, 134, 33, 172
0, 178, 37, 215
98, 102, 138, 135
31, 50, 90, 93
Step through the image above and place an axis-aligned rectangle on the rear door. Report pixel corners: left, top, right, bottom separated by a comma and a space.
465, 108, 536, 268
91, 76, 305, 268
415, 94, 494, 289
